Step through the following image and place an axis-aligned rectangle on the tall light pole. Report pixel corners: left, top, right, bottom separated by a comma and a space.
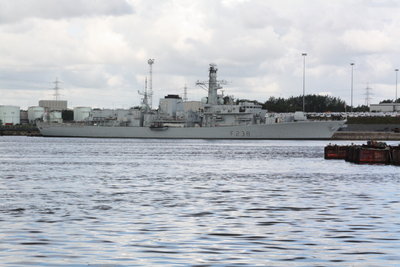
350, 63, 355, 112
395, 69, 399, 102
302, 53, 307, 112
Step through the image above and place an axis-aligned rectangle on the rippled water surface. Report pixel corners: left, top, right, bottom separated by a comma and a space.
1, 136, 399, 266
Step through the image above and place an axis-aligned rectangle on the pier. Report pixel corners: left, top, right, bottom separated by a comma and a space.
332, 131, 400, 140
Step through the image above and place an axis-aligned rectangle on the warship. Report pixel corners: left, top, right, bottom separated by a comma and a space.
38, 63, 345, 139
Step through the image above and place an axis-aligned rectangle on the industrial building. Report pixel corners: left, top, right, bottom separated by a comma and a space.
20, 110, 29, 124
39, 100, 68, 111
0, 105, 20, 125
370, 103, 400, 112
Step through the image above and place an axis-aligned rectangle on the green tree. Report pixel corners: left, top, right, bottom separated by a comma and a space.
262, 94, 347, 112
352, 105, 370, 112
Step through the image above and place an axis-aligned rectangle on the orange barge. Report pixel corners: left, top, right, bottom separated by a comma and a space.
325, 141, 398, 165
324, 145, 348, 159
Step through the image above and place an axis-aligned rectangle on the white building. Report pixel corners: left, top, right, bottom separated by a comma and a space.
0, 105, 20, 125
370, 103, 400, 112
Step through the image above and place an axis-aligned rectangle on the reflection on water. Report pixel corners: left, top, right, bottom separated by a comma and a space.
0, 136, 399, 266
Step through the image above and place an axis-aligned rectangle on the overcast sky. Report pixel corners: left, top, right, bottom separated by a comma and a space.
1, 0, 400, 109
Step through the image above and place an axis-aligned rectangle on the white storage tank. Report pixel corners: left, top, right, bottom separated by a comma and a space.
0, 105, 20, 125
73, 107, 92, 121
28, 106, 45, 123
49, 111, 63, 123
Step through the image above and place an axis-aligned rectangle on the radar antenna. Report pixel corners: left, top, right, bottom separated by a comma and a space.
196, 63, 227, 105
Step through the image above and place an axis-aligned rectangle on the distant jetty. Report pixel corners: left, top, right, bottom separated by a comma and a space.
0, 126, 41, 136
332, 131, 400, 140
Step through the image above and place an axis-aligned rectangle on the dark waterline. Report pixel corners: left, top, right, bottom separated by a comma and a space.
1, 136, 399, 266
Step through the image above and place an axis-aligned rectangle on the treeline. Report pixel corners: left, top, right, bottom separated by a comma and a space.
238, 94, 369, 113
380, 98, 400, 104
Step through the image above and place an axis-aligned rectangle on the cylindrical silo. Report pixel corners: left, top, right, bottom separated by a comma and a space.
28, 106, 45, 123
49, 111, 63, 123
73, 107, 92, 121
0, 105, 20, 125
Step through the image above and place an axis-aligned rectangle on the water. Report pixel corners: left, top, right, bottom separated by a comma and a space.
0, 136, 399, 266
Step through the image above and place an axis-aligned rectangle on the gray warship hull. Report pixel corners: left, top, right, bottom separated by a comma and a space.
37, 120, 344, 139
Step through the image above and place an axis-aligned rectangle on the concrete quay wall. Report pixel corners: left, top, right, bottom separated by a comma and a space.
332, 131, 400, 140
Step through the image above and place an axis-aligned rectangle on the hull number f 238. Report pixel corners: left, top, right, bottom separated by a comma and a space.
230, 130, 251, 137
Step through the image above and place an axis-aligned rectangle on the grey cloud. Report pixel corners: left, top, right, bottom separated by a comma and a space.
0, 0, 133, 24
364, 0, 400, 7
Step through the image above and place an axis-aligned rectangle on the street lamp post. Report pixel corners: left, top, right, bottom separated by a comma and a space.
302, 53, 307, 112
350, 63, 355, 112
395, 69, 399, 102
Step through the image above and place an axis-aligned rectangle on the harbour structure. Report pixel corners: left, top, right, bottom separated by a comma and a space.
38, 63, 345, 139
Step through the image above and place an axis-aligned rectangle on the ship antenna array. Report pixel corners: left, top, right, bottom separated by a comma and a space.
138, 77, 149, 109
195, 79, 228, 90
195, 65, 228, 93
53, 77, 62, 101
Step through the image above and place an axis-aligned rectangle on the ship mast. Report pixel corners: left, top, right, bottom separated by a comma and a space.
138, 77, 149, 110
208, 64, 219, 105
196, 63, 226, 105
138, 59, 155, 111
